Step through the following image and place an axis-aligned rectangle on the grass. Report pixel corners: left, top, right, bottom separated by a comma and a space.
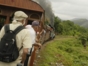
35, 35, 88, 66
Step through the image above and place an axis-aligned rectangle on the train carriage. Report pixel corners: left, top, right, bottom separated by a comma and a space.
0, 0, 44, 27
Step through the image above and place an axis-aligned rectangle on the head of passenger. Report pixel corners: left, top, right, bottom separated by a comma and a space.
12, 11, 28, 25
32, 20, 39, 32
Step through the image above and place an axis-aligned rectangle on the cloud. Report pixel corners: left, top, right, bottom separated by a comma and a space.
50, 0, 88, 20
55, 13, 76, 20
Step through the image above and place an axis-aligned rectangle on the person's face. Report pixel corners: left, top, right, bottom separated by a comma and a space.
33, 26, 39, 32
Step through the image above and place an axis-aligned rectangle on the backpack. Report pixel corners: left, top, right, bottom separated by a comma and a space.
0, 24, 24, 63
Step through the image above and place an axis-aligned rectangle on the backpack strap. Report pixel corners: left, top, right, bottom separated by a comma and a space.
4, 25, 24, 35
14, 26, 25, 35
13, 26, 24, 51
4, 24, 10, 33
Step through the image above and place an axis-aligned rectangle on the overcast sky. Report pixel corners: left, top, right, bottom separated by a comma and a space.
50, 0, 88, 20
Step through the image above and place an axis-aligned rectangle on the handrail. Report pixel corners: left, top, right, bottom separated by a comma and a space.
29, 43, 41, 66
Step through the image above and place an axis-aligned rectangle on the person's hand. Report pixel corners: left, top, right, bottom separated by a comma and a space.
33, 43, 42, 48
36, 43, 42, 47
37, 32, 39, 35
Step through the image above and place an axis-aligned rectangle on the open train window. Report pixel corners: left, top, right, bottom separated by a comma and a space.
0, 15, 6, 30
0, 9, 1, 14
30, 14, 40, 20
9, 13, 14, 23
27, 20, 33, 25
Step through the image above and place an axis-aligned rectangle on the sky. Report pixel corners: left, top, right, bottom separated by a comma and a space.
50, 0, 88, 20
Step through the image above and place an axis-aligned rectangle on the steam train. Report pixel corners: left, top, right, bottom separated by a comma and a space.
0, 0, 54, 43
0, 0, 55, 66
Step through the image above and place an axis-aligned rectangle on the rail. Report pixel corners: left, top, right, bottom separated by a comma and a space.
29, 43, 41, 66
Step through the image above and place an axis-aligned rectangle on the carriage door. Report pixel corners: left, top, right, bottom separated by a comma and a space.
0, 15, 6, 30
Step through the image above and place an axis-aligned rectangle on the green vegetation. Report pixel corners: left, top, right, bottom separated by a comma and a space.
35, 16, 88, 66
54, 16, 88, 36
36, 16, 88, 66
54, 16, 88, 48
36, 36, 88, 66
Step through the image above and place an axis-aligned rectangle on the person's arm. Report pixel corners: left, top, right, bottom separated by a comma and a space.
21, 30, 32, 63
21, 48, 29, 63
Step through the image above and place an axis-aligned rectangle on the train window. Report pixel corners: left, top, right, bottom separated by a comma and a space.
30, 14, 40, 20
0, 15, 6, 30
0, 10, 1, 13
27, 20, 33, 25
9, 13, 14, 23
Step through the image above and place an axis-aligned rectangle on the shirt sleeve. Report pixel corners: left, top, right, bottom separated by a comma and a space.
22, 30, 32, 49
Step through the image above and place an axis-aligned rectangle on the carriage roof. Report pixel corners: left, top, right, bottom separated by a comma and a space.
0, 0, 44, 12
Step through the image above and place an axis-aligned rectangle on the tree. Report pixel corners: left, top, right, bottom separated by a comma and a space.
78, 33, 88, 48
54, 16, 62, 34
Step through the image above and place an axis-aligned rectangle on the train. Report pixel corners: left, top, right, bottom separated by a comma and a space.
0, 0, 55, 66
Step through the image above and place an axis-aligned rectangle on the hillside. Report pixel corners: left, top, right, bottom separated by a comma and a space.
35, 35, 88, 66
71, 18, 88, 28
